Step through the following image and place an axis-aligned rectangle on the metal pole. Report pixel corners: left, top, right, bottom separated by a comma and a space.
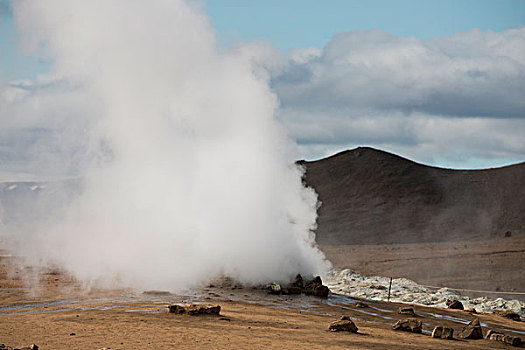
387, 277, 393, 302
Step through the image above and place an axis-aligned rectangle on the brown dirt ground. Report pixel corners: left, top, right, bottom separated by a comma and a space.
1, 255, 525, 349
321, 236, 525, 300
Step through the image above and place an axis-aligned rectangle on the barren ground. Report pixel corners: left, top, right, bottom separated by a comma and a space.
321, 236, 525, 300
1, 255, 525, 349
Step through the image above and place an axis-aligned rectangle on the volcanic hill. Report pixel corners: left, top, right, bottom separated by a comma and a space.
301, 147, 525, 295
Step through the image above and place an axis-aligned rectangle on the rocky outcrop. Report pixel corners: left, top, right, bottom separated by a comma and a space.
457, 319, 483, 339
329, 316, 358, 333
392, 319, 422, 333
431, 326, 454, 339
168, 304, 221, 315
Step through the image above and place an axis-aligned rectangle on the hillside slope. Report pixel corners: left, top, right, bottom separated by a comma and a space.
301, 147, 525, 245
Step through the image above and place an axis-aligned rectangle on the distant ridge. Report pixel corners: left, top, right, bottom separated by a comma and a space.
302, 147, 525, 245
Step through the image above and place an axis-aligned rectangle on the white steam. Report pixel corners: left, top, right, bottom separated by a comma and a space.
4, 0, 329, 290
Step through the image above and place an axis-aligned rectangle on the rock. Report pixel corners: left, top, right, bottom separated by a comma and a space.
168, 304, 221, 315
398, 307, 416, 316
281, 286, 302, 295
446, 299, 464, 310
292, 274, 304, 289
313, 284, 330, 297
503, 335, 521, 346
465, 307, 477, 314
303, 276, 326, 296
488, 332, 522, 346
354, 302, 368, 308
485, 329, 499, 339
431, 326, 454, 339
392, 319, 422, 333
457, 319, 483, 339
329, 316, 358, 333
310, 276, 322, 285
8, 346, 37, 350
493, 310, 521, 321
441, 327, 454, 339
268, 283, 281, 295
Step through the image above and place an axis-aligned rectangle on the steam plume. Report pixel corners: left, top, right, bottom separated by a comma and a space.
3, 0, 329, 290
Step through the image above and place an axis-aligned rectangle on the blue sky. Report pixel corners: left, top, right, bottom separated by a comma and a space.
1, 0, 524, 172
205, 0, 525, 50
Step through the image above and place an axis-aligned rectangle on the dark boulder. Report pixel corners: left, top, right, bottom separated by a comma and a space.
446, 299, 464, 310
292, 274, 304, 289
303, 276, 327, 296
313, 284, 330, 297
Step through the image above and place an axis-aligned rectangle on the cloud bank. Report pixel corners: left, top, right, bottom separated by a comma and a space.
1, 0, 329, 290
272, 28, 525, 167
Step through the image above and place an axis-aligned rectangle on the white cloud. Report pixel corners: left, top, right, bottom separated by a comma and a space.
272, 28, 525, 167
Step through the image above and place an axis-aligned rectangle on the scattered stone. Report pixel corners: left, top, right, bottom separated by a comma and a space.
398, 307, 416, 316
168, 304, 221, 316
268, 283, 281, 295
292, 274, 304, 289
493, 310, 521, 321
431, 326, 454, 339
329, 316, 358, 333
485, 330, 502, 339
303, 276, 322, 294
354, 302, 368, 308
219, 316, 231, 321
69, 333, 76, 336
457, 319, 483, 339
304, 276, 329, 297
446, 299, 464, 310
313, 284, 330, 297
392, 319, 422, 333
488, 332, 522, 346
281, 286, 302, 295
